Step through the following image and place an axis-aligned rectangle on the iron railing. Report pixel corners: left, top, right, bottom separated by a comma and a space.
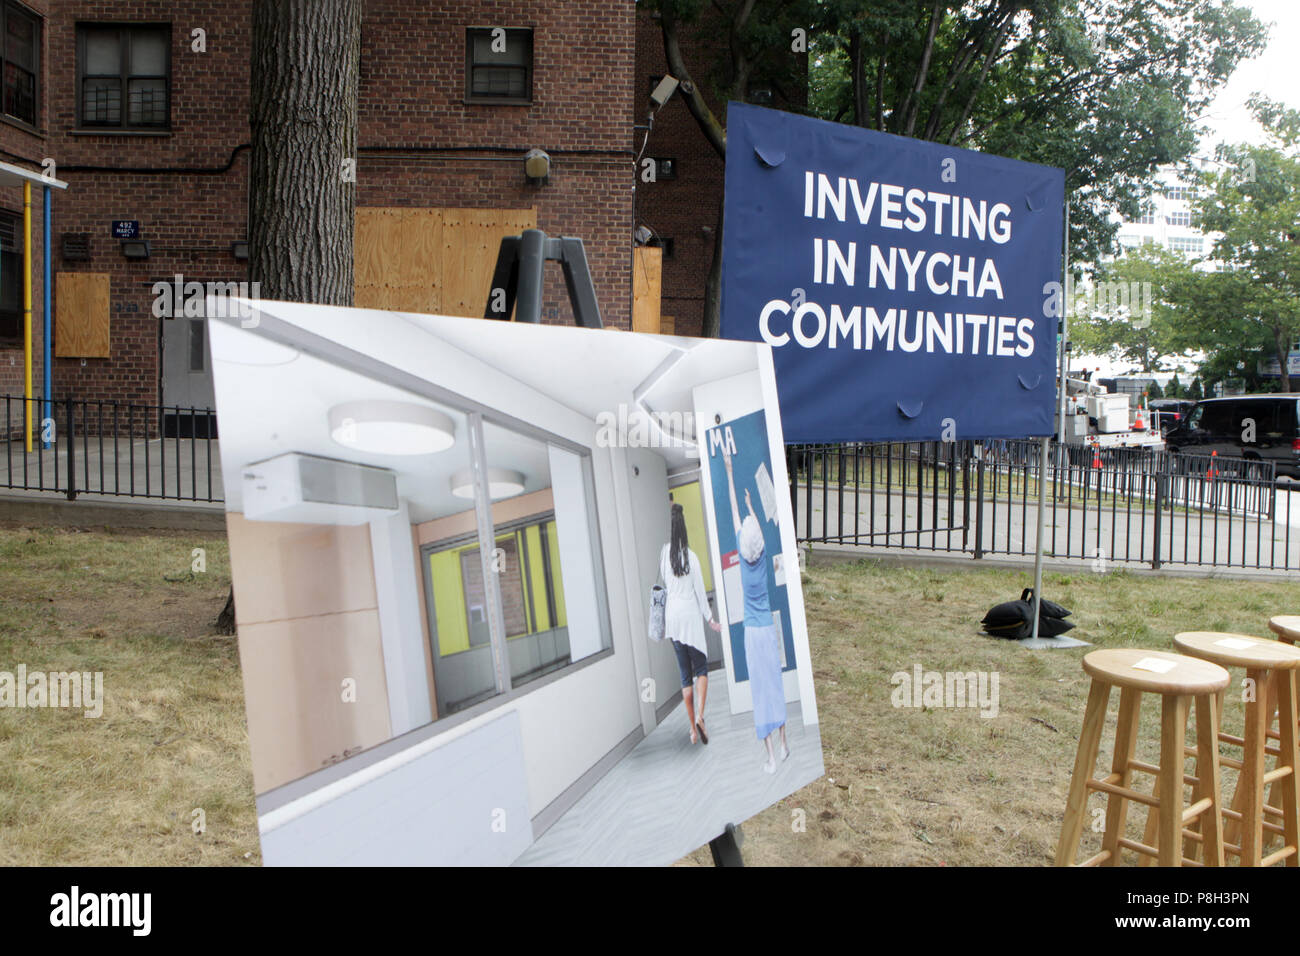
789, 439, 1294, 571
1, 395, 222, 503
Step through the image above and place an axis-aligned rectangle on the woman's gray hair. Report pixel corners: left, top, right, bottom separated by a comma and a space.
739, 514, 765, 564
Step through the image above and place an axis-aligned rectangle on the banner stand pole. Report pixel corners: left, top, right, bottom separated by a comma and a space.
1030, 199, 1070, 642
1029, 435, 1049, 641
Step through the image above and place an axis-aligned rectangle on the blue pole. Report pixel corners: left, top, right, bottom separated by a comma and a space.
42, 184, 50, 449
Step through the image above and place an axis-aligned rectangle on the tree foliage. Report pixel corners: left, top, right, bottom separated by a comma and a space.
1067, 244, 1198, 373
649, 0, 1267, 335
1177, 97, 1300, 391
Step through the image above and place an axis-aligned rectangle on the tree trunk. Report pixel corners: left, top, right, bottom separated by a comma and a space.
218, 0, 361, 633
849, 29, 867, 127
703, 197, 724, 338
248, 0, 361, 305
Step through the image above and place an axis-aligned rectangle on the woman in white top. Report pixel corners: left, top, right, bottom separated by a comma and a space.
662, 503, 721, 744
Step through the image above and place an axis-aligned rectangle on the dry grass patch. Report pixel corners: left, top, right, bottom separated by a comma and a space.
681, 558, 1299, 866
0, 524, 259, 866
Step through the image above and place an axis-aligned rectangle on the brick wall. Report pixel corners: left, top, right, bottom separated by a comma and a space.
0, 0, 637, 413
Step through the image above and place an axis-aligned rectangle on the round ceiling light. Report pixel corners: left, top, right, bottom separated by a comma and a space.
449, 467, 526, 500
328, 400, 455, 455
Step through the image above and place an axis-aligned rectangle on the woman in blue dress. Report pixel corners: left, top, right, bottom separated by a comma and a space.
722, 446, 788, 774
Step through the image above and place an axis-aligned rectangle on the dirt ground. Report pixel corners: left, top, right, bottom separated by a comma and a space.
2, 522, 1294, 866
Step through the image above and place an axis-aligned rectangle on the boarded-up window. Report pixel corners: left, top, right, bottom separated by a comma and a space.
632, 245, 662, 333
354, 207, 536, 318
55, 272, 111, 357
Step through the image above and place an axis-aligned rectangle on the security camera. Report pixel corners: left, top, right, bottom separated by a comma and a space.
650, 75, 679, 108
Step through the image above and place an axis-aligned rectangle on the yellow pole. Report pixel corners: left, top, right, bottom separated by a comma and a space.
23, 180, 32, 453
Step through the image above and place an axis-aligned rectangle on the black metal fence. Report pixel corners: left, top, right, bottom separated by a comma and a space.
789, 439, 1296, 571
1, 395, 222, 503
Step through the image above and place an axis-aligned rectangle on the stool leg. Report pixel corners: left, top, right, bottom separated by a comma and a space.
1101, 687, 1142, 865
1274, 670, 1300, 866
1158, 694, 1189, 866
1241, 667, 1268, 866
1263, 673, 1284, 849
1194, 691, 1225, 867
1056, 679, 1111, 866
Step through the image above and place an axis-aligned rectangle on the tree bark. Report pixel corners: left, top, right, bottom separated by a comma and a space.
703, 197, 725, 338
849, 29, 867, 127
248, 0, 361, 305
659, 5, 727, 159
219, 0, 360, 633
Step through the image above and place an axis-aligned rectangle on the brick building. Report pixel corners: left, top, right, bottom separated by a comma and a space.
0, 0, 671, 429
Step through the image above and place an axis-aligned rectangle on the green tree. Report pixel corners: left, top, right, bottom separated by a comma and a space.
650, 0, 1266, 334
1181, 97, 1300, 391
1068, 245, 1198, 373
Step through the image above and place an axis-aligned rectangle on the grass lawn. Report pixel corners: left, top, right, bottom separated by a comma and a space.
0, 524, 258, 866
680, 556, 1300, 866
2, 523, 1296, 866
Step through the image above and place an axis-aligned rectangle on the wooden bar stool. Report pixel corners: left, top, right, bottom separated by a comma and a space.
1269, 616, 1300, 646
1056, 648, 1229, 867
1170, 632, 1300, 867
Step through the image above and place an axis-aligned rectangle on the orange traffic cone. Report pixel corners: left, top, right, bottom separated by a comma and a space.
1091, 443, 1102, 469
1207, 449, 1218, 482
1132, 407, 1145, 431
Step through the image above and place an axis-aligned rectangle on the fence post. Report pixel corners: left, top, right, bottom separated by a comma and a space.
65, 397, 76, 501
973, 450, 985, 559
1151, 467, 1163, 570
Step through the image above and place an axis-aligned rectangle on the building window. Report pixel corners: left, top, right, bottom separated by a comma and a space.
1164, 185, 1192, 201
77, 24, 170, 129
1, 3, 38, 127
646, 236, 674, 258
465, 27, 532, 104
1168, 236, 1202, 255
1137, 209, 1156, 225
1166, 211, 1191, 227
651, 158, 677, 180
420, 415, 612, 718
0, 211, 21, 345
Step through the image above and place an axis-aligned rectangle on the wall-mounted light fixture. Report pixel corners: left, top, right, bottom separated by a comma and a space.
328, 400, 455, 455
450, 466, 525, 501
120, 239, 151, 259
231, 240, 249, 261
649, 75, 679, 108
524, 148, 550, 185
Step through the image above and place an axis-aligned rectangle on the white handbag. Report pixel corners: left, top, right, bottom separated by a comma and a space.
649, 584, 667, 641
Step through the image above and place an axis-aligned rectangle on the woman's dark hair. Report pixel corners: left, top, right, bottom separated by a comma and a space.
669, 503, 689, 577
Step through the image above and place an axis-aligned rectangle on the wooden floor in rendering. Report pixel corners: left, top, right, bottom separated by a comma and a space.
514, 673, 824, 866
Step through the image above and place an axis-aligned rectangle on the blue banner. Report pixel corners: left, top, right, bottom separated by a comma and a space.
721, 103, 1065, 443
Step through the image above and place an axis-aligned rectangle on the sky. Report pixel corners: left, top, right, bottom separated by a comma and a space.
1196, 0, 1300, 153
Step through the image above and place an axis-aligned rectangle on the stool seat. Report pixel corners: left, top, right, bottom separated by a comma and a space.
1269, 616, 1300, 643
1083, 648, 1230, 695
1174, 632, 1300, 671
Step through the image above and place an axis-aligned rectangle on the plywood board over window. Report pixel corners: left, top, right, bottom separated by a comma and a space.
632, 246, 662, 334
55, 272, 111, 358
355, 207, 537, 319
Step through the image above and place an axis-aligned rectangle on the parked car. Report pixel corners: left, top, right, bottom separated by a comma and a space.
1164, 394, 1300, 478
1148, 398, 1195, 433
